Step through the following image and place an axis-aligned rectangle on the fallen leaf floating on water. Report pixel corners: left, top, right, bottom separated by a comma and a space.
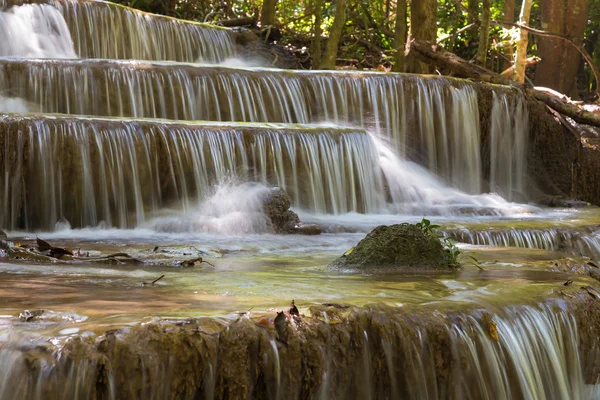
178, 257, 215, 267
488, 321, 499, 342
289, 300, 299, 316
19, 309, 44, 322
36, 237, 73, 258
564, 280, 574, 286
36, 237, 52, 252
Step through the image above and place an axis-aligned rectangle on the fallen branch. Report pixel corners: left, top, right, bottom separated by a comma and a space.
178, 257, 215, 267
408, 39, 600, 128
143, 275, 165, 286
500, 56, 540, 77
218, 17, 256, 27
530, 89, 600, 127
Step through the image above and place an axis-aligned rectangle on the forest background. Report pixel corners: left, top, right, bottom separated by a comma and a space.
110, 0, 600, 101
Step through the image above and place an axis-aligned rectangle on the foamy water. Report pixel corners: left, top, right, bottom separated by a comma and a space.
0, 4, 77, 59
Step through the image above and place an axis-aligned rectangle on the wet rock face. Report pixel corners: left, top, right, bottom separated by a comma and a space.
262, 188, 321, 235
329, 223, 453, 271
5, 299, 600, 400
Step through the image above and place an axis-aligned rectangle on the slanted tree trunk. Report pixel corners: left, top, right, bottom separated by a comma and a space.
393, 0, 407, 72
320, 0, 347, 69
311, 0, 323, 68
512, 0, 533, 83
502, 0, 516, 70
535, 0, 590, 97
260, 0, 278, 27
408, 0, 437, 73
475, 0, 491, 66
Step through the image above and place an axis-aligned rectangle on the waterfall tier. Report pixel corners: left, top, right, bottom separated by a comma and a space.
1, 301, 598, 400
0, 115, 392, 230
0, 0, 234, 62
0, 59, 528, 197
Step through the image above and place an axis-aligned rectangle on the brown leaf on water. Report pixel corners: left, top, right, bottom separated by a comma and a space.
289, 300, 299, 316
256, 317, 273, 329
36, 237, 73, 258
564, 280, 573, 286
488, 321, 499, 342
36, 237, 52, 252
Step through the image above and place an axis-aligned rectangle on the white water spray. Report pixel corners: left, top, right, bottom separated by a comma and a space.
0, 4, 77, 59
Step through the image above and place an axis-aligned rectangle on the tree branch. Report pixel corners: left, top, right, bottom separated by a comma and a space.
493, 19, 600, 95
437, 22, 478, 44
408, 39, 600, 127
456, 1, 599, 96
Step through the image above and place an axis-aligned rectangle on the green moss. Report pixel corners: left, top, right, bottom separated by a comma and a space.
329, 223, 454, 272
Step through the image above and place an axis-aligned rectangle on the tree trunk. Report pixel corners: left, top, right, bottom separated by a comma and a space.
465, 0, 479, 47
311, 0, 323, 68
535, 0, 590, 97
476, 0, 491, 66
512, 0, 533, 83
393, 0, 407, 72
502, 0, 516, 70
260, 0, 278, 27
408, 0, 437, 73
320, 0, 347, 69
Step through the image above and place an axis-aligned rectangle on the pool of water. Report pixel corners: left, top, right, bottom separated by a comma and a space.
1, 208, 598, 337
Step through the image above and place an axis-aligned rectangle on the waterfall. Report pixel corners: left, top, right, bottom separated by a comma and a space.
0, 3, 77, 58
0, 115, 390, 230
489, 91, 529, 201
1, 0, 234, 62
445, 226, 600, 261
0, 114, 528, 231
0, 303, 595, 399
0, 59, 526, 194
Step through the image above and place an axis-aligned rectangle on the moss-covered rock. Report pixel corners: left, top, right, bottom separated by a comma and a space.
328, 223, 453, 272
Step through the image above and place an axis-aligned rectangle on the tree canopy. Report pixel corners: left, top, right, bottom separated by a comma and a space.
113, 0, 600, 100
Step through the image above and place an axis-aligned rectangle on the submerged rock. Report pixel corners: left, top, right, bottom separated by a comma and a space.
328, 223, 453, 272
262, 188, 322, 235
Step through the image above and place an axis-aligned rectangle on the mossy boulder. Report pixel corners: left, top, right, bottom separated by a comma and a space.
328, 223, 454, 272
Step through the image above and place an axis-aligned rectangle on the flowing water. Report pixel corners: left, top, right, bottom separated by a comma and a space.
0, 58, 527, 195
1, 0, 600, 398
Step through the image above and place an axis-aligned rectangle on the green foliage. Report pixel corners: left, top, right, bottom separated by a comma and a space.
416, 218, 482, 270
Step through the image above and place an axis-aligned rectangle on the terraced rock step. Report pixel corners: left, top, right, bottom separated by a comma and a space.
0, 58, 528, 197
0, 114, 389, 229
2, 299, 599, 400
1, 0, 234, 62
443, 214, 600, 262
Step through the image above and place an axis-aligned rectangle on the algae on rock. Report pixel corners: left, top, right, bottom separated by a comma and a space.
328, 223, 454, 272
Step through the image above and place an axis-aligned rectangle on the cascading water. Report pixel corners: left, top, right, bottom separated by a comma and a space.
1, 0, 234, 62
489, 92, 529, 201
0, 302, 597, 400
0, 3, 77, 58
445, 226, 600, 261
2, 2, 600, 400
0, 115, 528, 231
0, 59, 527, 196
